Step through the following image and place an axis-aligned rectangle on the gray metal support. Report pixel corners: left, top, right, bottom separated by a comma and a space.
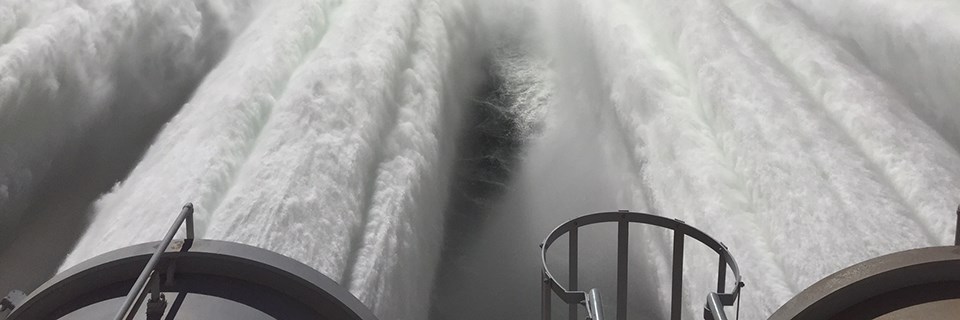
705, 292, 727, 320
149, 272, 161, 304
617, 217, 628, 320
717, 255, 727, 293
671, 231, 684, 320
955, 205, 959, 246
186, 212, 195, 240
145, 273, 166, 320
569, 228, 578, 320
586, 288, 605, 320
114, 203, 194, 320
124, 286, 147, 320
542, 269, 552, 320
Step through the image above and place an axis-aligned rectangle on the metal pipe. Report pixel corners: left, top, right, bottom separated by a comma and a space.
616, 217, 628, 320
586, 288, 604, 320
124, 286, 148, 320
569, 228, 578, 320
114, 203, 194, 320
704, 292, 727, 320
717, 255, 727, 293
542, 269, 551, 320
671, 230, 685, 320
955, 205, 959, 246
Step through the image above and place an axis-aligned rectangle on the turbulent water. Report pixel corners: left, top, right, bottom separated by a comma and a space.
1, 0, 959, 319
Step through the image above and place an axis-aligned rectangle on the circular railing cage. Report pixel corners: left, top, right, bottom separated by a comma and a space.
540, 210, 744, 320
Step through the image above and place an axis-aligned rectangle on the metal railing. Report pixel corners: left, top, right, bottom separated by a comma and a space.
540, 210, 743, 320
114, 203, 194, 320
955, 205, 959, 246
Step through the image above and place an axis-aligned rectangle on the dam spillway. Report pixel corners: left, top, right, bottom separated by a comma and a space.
1, 0, 960, 319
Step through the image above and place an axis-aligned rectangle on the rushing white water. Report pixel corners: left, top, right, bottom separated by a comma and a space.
785, 0, 960, 150
59, 0, 343, 271
2, 0, 959, 319
0, 0, 253, 246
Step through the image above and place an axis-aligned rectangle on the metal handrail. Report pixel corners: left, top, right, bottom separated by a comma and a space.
540, 210, 743, 320
113, 203, 194, 320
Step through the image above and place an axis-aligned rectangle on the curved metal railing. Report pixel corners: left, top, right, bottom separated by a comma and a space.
540, 210, 743, 320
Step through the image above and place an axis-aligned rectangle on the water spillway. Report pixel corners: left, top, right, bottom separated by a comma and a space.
1, 0, 959, 319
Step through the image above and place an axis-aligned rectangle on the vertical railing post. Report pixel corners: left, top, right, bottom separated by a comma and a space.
186, 210, 195, 240
542, 269, 552, 320
717, 254, 727, 293
671, 229, 684, 320
954, 205, 959, 246
617, 212, 628, 320
569, 227, 579, 320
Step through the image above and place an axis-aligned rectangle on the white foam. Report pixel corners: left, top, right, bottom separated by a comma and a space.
22, 1, 958, 319
60, 0, 340, 270
204, 0, 432, 283
788, 0, 960, 149
345, 1, 467, 316
532, 0, 960, 318
1, 0, 253, 246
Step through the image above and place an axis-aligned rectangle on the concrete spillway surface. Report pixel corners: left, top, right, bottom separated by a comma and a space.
1, 0, 960, 319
